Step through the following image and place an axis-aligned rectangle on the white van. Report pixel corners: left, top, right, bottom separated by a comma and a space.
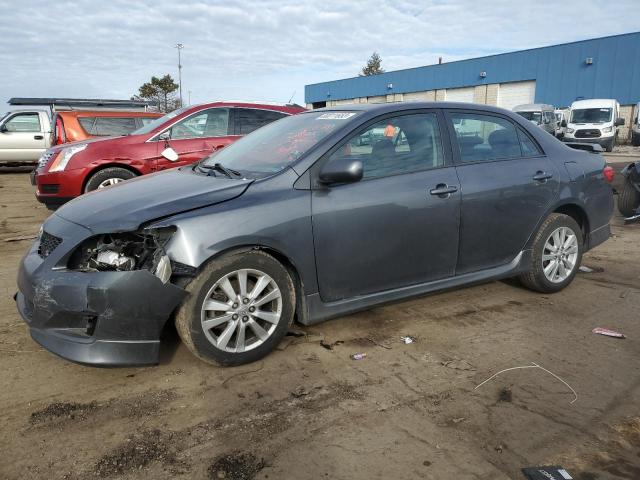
632, 102, 640, 146
562, 99, 625, 152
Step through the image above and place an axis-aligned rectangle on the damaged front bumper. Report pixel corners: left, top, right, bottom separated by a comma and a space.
15, 214, 187, 367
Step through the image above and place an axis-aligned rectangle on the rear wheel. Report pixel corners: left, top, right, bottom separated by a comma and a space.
84, 167, 137, 193
618, 177, 640, 217
175, 250, 295, 366
519, 213, 583, 293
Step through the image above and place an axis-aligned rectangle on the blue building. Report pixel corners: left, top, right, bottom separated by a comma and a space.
305, 32, 640, 138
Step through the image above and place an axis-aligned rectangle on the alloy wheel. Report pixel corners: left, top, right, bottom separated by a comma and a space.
542, 226, 579, 283
97, 178, 124, 189
200, 268, 282, 353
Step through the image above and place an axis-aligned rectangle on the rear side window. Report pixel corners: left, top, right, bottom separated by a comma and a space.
450, 112, 540, 162
78, 117, 138, 136
235, 109, 287, 135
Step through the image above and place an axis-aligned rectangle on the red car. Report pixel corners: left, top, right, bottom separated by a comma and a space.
32, 101, 305, 209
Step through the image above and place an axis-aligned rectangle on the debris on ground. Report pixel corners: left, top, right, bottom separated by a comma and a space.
351, 352, 367, 360
286, 329, 306, 337
521, 466, 573, 480
441, 359, 475, 371
400, 336, 416, 344
30, 401, 98, 424
498, 387, 512, 403
579, 265, 605, 273
291, 386, 310, 398
451, 417, 466, 424
592, 327, 625, 339
475, 362, 578, 405
320, 339, 344, 350
619, 289, 631, 299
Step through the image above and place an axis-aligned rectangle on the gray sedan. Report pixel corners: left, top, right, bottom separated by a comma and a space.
16, 102, 614, 367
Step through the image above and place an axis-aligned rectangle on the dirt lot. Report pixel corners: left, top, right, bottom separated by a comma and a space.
0, 168, 639, 480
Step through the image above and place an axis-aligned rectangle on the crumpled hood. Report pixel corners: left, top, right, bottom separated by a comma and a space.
54, 167, 252, 232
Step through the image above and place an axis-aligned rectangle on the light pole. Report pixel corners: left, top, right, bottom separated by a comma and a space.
175, 43, 184, 107
188, 90, 192, 106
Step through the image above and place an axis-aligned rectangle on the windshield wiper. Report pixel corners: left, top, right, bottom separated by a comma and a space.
207, 163, 242, 178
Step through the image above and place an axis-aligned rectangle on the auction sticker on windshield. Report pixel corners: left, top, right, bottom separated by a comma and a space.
317, 113, 356, 120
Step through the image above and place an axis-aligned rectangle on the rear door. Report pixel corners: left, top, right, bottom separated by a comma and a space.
311, 110, 461, 302
0, 112, 47, 162
156, 107, 233, 170
446, 110, 559, 274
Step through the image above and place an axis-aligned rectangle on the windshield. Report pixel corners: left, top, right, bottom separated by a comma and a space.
571, 108, 612, 124
516, 111, 542, 124
129, 106, 191, 135
201, 111, 357, 174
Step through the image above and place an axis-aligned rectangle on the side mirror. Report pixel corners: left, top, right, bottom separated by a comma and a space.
161, 147, 179, 162
561, 120, 567, 128
614, 117, 625, 126
157, 131, 170, 142
319, 158, 363, 185
0, 124, 7, 133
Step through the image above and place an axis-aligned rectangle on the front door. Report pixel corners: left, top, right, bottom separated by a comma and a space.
156, 107, 234, 170
446, 110, 560, 274
311, 111, 461, 302
0, 112, 46, 162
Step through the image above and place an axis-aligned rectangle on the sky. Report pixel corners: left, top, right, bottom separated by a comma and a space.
0, 0, 639, 114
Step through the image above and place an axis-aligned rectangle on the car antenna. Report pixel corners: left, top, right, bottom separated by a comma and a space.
287, 90, 296, 105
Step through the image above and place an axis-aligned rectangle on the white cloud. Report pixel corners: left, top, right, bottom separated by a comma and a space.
0, 0, 638, 111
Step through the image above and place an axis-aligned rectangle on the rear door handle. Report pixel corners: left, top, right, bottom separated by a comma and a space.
34, 135, 44, 140
430, 184, 458, 197
533, 171, 553, 182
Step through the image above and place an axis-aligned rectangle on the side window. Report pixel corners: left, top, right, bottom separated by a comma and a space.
236, 109, 287, 135
326, 113, 444, 179
518, 128, 543, 157
5, 113, 41, 132
450, 113, 521, 162
169, 108, 229, 140
79, 117, 138, 136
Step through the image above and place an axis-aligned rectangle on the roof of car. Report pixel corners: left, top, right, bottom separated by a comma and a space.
192, 101, 305, 112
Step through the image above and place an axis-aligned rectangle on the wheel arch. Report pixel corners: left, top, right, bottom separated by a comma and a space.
82, 162, 143, 192
187, 244, 309, 325
552, 202, 590, 243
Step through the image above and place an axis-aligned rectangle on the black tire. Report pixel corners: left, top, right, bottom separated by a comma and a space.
519, 213, 583, 294
605, 137, 615, 153
175, 250, 295, 366
618, 177, 640, 217
84, 167, 137, 193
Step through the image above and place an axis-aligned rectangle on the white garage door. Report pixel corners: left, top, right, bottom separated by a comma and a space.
445, 86, 475, 103
403, 91, 433, 102
498, 81, 536, 110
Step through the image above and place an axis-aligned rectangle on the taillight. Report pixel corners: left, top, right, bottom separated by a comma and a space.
55, 117, 65, 145
603, 166, 614, 183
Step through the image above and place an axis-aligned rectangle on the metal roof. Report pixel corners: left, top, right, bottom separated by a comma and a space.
305, 32, 640, 107
8, 98, 155, 108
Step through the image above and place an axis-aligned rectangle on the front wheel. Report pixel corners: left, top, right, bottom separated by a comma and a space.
84, 167, 137, 193
519, 213, 583, 293
175, 250, 295, 366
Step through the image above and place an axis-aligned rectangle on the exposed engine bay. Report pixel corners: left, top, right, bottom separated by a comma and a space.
68, 229, 173, 283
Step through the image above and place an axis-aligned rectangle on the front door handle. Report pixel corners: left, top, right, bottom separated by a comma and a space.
34, 135, 44, 140
533, 171, 553, 182
430, 184, 458, 197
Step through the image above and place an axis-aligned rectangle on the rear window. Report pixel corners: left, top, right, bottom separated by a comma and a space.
78, 117, 138, 136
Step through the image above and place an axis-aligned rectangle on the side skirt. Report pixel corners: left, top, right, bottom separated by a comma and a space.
299, 250, 531, 326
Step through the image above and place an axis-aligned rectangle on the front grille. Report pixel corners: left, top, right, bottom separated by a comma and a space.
38, 231, 62, 258
40, 184, 60, 194
575, 129, 601, 138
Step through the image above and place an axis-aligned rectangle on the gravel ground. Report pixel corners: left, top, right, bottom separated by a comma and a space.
0, 171, 639, 480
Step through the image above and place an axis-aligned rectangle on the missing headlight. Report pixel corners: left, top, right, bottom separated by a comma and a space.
68, 228, 175, 283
